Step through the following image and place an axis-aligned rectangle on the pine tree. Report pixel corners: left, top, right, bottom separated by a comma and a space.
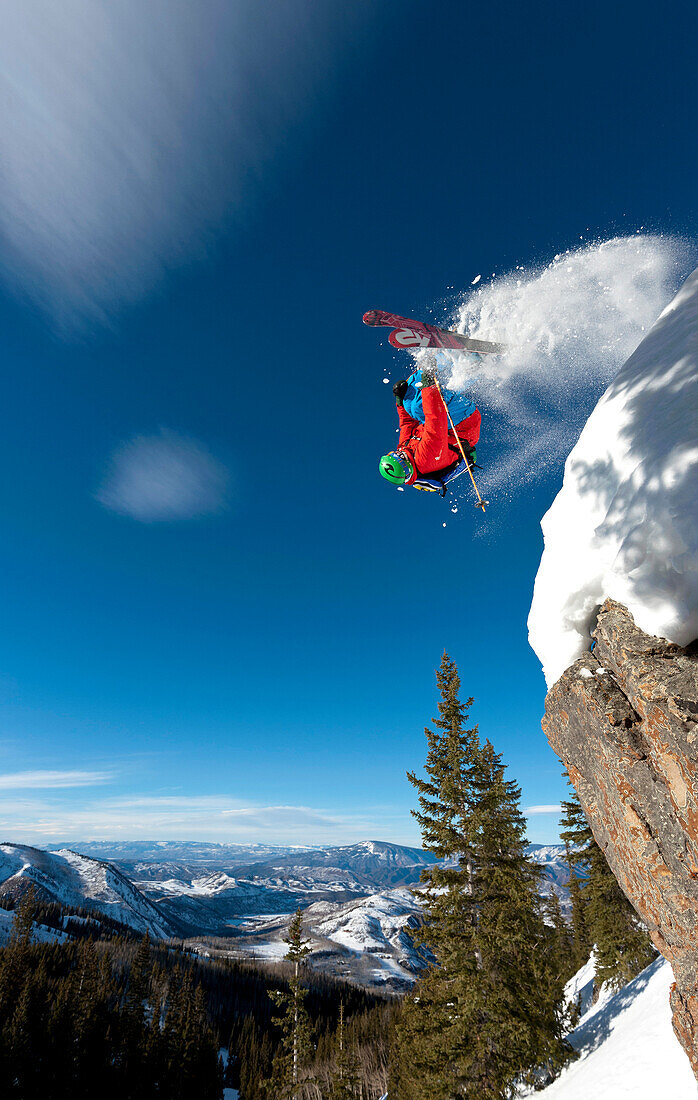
560, 779, 655, 991
121, 932, 154, 1093
540, 888, 575, 993
159, 966, 222, 1100
586, 843, 655, 990
237, 1016, 273, 1100
10, 885, 37, 946
394, 653, 481, 1099
559, 787, 592, 970
264, 908, 314, 1099
392, 656, 573, 1099
464, 740, 573, 1095
328, 1001, 361, 1099
405, 652, 481, 976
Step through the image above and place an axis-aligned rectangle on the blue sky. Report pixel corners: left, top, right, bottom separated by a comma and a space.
0, 0, 696, 846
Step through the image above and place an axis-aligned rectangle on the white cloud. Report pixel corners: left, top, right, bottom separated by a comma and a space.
0, 770, 110, 790
525, 804, 562, 815
96, 430, 229, 521
0, 1, 376, 324
0, 792, 412, 846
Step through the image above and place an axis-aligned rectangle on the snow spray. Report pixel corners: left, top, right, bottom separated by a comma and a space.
422, 235, 696, 500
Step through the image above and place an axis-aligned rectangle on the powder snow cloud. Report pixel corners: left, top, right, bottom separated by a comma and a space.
96, 430, 229, 521
417, 236, 697, 510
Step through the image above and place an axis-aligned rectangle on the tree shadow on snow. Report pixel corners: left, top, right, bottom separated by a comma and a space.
564, 273, 698, 622
569, 958, 661, 1058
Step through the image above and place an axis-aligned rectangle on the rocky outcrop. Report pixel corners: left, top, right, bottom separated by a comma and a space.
542, 599, 698, 1077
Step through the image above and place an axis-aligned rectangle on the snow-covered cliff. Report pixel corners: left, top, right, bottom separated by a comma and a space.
529, 267, 698, 688
529, 265, 698, 1080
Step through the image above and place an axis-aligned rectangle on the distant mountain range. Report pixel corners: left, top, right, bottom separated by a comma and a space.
0, 843, 175, 937
50, 840, 442, 934
50, 841, 320, 863
0, 839, 572, 990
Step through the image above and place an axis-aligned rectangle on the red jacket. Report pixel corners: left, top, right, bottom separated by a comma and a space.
397, 384, 481, 485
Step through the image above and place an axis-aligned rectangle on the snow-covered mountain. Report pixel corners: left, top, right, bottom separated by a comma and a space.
52, 840, 316, 863
0, 840, 572, 972
59, 839, 569, 933
0, 843, 176, 938
192, 887, 425, 992
179, 844, 572, 991
104, 840, 442, 930
532, 956, 695, 1099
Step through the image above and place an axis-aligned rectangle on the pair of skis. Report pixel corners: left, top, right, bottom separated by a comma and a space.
364, 309, 503, 512
362, 308, 506, 355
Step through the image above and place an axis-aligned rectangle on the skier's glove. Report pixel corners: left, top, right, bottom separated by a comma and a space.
393, 380, 408, 405
421, 364, 436, 387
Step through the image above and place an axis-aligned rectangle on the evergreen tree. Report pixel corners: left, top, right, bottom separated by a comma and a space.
560, 779, 654, 990
586, 844, 656, 990
237, 1017, 274, 1100
540, 889, 575, 995
464, 740, 572, 1095
120, 933, 154, 1094
392, 656, 573, 1100
559, 786, 592, 971
264, 908, 314, 1099
566, 851, 591, 973
394, 653, 481, 1098
0, 931, 228, 1100
10, 886, 37, 946
327, 1001, 361, 1099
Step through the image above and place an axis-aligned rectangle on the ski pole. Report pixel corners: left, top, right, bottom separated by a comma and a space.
434, 378, 488, 512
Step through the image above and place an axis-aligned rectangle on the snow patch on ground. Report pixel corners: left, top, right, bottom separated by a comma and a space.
529, 265, 698, 686
243, 941, 289, 960
533, 957, 695, 1099
562, 954, 598, 1021
0, 906, 70, 946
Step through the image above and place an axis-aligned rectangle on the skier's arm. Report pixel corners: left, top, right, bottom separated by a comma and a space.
397, 404, 419, 447
413, 384, 450, 471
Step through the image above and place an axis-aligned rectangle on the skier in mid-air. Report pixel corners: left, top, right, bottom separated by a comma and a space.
378, 359, 481, 491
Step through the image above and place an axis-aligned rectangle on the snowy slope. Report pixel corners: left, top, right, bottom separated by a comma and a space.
307, 887, 424, 982
198, 887, 425, 990
0, 843, 175, 937
529, 266, 698, 686
0, 906, 69, 947
119, 841, 568, 931
533, 957, 695, 1098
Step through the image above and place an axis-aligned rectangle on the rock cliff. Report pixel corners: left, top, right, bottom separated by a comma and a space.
542, 598, 698, 1078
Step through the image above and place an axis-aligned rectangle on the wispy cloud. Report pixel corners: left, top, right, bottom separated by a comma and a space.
96, 430, 229, 521
0, 770, 111, 790
0, 792, 412, 846
0, 1, 377, 324
525, 804, 562, 815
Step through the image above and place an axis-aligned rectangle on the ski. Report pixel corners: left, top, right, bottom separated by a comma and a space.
362, 308, 506, 354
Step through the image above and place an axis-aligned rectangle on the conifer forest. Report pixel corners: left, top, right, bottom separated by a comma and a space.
0, 655, 656, 1099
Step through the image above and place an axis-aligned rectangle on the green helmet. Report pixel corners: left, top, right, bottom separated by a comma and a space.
379, 452, 414, 485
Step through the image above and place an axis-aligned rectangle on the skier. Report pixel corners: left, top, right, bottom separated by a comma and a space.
379, 360, 481, 490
